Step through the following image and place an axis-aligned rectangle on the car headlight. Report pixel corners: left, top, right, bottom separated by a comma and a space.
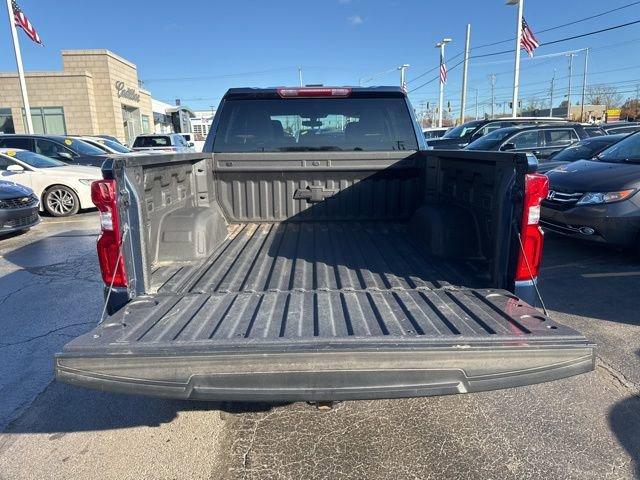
576, 189, 636, 205
78, 179, 98, 186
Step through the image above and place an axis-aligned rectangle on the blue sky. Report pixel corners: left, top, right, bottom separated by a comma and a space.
2, 0, 640, 114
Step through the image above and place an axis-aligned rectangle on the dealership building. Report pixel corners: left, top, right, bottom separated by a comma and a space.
0, 49, 193, 145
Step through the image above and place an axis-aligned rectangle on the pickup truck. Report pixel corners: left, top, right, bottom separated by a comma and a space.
55, 87, 594, 402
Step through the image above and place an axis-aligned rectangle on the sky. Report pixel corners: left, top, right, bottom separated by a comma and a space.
2, 0, 640, 116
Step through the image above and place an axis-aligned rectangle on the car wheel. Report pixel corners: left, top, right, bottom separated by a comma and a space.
44, 186, 80, 217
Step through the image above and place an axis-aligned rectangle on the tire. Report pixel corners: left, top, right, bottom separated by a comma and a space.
43, 185, 80, 217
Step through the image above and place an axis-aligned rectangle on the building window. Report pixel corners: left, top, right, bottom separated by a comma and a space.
22, 107, 67, 135
0, 108, 15, 134
141, 115, 150, 134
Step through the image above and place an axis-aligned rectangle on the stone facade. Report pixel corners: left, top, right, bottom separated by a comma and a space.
0, 49, 154, 144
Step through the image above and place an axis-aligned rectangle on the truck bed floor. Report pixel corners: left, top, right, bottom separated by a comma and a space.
150, 222, 490, 295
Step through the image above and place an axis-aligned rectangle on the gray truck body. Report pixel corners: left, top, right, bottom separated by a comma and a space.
55, 88, 594, 401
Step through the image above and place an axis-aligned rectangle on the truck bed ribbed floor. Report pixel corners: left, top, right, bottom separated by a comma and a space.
150, 222, 490, 295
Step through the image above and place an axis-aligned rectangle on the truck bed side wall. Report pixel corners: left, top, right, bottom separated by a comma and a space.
109, 150, 525, 298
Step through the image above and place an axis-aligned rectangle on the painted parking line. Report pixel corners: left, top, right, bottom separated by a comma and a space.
582, 271, 640, 278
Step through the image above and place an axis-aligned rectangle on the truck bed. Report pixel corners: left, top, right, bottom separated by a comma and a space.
149, 221, 490, 295
57, 220, 594, 401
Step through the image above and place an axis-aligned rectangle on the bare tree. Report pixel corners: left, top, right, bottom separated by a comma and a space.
586, 85, 623, 109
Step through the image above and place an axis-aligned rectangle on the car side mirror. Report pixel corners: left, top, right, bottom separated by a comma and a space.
501, 143, 516, 151
57, 152, 74, 161
6, 164, 24, 173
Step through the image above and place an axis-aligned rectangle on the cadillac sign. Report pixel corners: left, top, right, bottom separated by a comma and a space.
115, 81, 140, 102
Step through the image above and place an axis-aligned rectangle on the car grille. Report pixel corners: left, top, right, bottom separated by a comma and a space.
3, 212, 39, 229
542, 190, 584, 211
0, 194, 38, 209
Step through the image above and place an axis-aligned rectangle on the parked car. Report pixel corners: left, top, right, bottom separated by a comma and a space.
96, 135, 123, 145
583, 125, 607, 137
541, 134, 628, 173
0, 180, 39, 235
422, 127, 448, 139
425, 117, 569, 150
464, 123, 589, 163
73, 136, 133, 154
132, 133, 194, 152
0, 134, 108, 167
541, 131, 640, 252
0, 148, 101, 216
600, 122, 640, 135
55, 86, 593, 403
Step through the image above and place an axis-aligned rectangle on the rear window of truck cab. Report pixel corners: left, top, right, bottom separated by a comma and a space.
212, 98, 419, 152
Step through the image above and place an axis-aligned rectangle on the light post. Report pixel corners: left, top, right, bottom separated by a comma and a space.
398, 64, 410, 92
507, 0, 524, 118
436, 38, 452, 127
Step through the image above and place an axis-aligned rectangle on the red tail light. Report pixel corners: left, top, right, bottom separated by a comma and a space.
277, 87, 352, 98
91, 179, 127, 288
515, 173, 549, 282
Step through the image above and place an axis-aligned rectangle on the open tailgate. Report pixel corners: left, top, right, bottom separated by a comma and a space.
55, 289, 594, 401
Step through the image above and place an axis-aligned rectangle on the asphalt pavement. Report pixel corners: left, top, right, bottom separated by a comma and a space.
0, 215, 638, 480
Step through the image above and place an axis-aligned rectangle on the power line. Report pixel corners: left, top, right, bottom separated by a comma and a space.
408, 14, 640, 89
473, 1, 640, 50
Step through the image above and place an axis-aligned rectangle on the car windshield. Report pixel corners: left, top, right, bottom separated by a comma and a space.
213, 97, 418, 152
92, 138, 131, 153
64, 139, 107, 156
596, 132, 640, 164
465, 128, 516, 151
442, 121, 482, 139
552, 139, 614, 163
13, 150, 66, 168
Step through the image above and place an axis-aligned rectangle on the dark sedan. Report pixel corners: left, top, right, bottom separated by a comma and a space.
541, 134, 627, 173
0, 135, 108, 167
0, 180, 40, 235
541, 131, 640, 252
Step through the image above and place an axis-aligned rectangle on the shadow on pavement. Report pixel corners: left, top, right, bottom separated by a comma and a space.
609, 392, 640, 479
3, 382, 288, 435
540, 233, 640, 327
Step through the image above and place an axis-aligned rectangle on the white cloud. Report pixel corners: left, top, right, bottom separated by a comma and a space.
348, 15, 363, 26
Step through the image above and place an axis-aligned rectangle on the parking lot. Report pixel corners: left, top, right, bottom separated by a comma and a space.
0, 212, 637, 480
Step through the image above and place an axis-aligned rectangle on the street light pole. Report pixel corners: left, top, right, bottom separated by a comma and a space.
436, 38, 452, 128
567, 53, 575, 119
298, 66, 303, 87
490, 74, 497, 119
474, 88, 479, 120
580, 49, 589, 122
550, 70, 556, 117
460, 24, 471, 123
508, 0, 524, 118
398, 64, 410, 92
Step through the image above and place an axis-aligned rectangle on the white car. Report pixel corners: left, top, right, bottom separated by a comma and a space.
0, 148, 101, 217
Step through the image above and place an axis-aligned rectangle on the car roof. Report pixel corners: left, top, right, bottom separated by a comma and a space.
492, 123, 583, 134
0, 134, 71, 142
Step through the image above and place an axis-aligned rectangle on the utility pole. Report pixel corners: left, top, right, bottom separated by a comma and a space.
636, 84, 640, 121
460, 24, 471, 123
398, 64, 410, 92
298, 66, 303, 87
508, 0, 524, 118
566, 53, 575, 120
436, 38, 452, 128
549, 70, 556, 117
490, 74, 497, 119
474, 88, 479, 120
580, 48, 589, 122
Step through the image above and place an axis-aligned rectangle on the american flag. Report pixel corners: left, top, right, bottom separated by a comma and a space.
520, 18, 539, 57
12, 0, 43, 46
439, 51, 447, 85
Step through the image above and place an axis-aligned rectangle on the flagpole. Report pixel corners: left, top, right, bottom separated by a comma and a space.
6, 0, 34, 133
510, 0, 524, 118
